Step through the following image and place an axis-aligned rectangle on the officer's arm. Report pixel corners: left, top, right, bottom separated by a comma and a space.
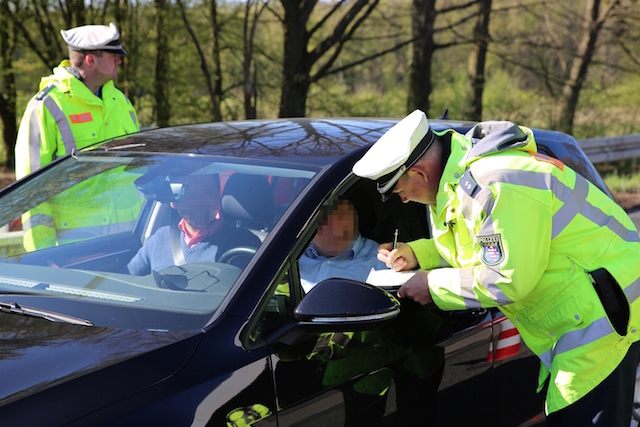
15, 100, 60, 251
405, 238, 444, 270
15, 100, 58, 179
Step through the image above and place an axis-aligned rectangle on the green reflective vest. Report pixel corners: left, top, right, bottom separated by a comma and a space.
407, 122, 640, 414
15, 60, 141, 250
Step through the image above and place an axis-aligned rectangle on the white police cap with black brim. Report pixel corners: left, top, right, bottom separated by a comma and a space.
353, 109, 435, 202
60, 22, 126, 55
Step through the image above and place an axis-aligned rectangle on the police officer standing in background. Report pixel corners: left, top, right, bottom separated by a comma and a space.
15, 23, 141, 250
16, 22, 139, 178
353, 110, 640, 426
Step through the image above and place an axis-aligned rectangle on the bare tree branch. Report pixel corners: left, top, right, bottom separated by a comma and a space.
176, 0, 220, 121
309, 0, 346, 37
322, 37, 413, 78
311, 0, 380, 81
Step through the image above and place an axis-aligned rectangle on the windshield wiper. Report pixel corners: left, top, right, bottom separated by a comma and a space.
0, 301, 93, 327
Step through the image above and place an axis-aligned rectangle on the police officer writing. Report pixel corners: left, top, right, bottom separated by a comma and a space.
353, 110, 640, 426
15, 23, 141, 251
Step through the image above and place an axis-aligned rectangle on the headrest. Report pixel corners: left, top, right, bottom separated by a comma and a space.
221, 174, 275, 225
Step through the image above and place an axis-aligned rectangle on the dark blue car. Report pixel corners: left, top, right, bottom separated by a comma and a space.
0, 117, 619, 426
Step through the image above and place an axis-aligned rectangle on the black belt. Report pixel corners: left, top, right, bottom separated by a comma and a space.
589, 268, 629, 336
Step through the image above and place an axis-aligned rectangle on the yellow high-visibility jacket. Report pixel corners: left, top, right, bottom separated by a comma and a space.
407, 122, 640, 414
15, 60, 141, 250
15, 59, 139, 177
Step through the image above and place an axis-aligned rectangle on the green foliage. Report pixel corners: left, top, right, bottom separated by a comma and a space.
307, 81, 406, 118
430, 48, 471, 121
603, 169, 640, 193
571, 74, 640, 139
3, 0, 640, 161
482, 68, 557, 129
0, 122, 3, 163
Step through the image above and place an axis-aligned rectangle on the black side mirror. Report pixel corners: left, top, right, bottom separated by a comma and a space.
294, 279, 400, 332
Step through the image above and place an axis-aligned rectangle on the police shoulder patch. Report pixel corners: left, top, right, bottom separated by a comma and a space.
476, 234, 504, 266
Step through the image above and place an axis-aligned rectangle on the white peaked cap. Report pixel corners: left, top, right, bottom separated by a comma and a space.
352, 110, 434, 201
60, 22, 126, 55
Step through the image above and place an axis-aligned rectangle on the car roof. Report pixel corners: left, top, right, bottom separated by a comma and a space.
96, 116, 608, 196
97, 117, 475, 166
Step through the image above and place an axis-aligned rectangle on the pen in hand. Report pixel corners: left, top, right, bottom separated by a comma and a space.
388, 228, 399, 270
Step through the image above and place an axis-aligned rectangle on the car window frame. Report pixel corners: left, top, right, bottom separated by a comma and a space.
240, 175, 369, 350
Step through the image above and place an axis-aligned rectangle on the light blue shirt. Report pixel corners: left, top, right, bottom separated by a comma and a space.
299, 234, 387, 292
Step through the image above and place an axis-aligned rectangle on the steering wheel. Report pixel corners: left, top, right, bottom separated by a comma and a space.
217, 246, 258, 266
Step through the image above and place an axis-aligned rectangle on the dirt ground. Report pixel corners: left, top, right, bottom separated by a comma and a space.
610, 191, 640, 211
0, 166, 16, 188
0, 167, 16, 190
1, 166, 640, 210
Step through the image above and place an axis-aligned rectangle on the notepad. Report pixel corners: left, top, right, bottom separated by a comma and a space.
365, 268, 416, 289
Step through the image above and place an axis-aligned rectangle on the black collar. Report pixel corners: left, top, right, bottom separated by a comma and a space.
65, 66, 83, 82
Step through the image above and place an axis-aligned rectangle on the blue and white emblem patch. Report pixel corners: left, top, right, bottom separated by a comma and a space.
477, 234, 504, 266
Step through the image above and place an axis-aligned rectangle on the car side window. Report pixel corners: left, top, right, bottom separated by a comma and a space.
248, 266, 297, 344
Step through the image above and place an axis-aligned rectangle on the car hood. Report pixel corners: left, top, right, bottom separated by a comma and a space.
0, 313, 201, 419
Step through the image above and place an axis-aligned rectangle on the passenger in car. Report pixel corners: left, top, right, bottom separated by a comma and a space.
354, 109, 640, 426
127, 174, 261, 275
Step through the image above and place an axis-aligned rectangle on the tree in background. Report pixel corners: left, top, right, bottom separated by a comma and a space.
154, 0, 171, 126
7, 0, 68, 70
276, 0, 381, 117
489, 0, 639, 136
0, 0, 18, 168
114, 0, 140, 106
0, 0, 74, 168
557, 0, 621, 135
407, 0, 436, 114
177, 0, 224, 121
407, 0, 488, 116
464, 0, 491, 121
242, 0, 268, 119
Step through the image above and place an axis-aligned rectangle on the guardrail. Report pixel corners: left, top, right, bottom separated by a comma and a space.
578, 133, 640, 164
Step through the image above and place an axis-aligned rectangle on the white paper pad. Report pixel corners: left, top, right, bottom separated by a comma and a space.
365, 268, 416, 289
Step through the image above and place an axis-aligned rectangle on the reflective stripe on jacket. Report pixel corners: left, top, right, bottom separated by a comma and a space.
15, 60, 141, 250
407, 122, 640, 413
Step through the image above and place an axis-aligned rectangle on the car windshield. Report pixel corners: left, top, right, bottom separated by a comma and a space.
0, 152, 317, 330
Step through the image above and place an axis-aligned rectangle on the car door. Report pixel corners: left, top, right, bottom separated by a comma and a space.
242, 195, 496, 427
489, 311, 547, 426
247, 262, 495, 426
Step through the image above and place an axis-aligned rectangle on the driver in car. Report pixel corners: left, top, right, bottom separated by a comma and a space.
127, 174, 261, 275
299, 197, 448, 426
299, 198, 388, 292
